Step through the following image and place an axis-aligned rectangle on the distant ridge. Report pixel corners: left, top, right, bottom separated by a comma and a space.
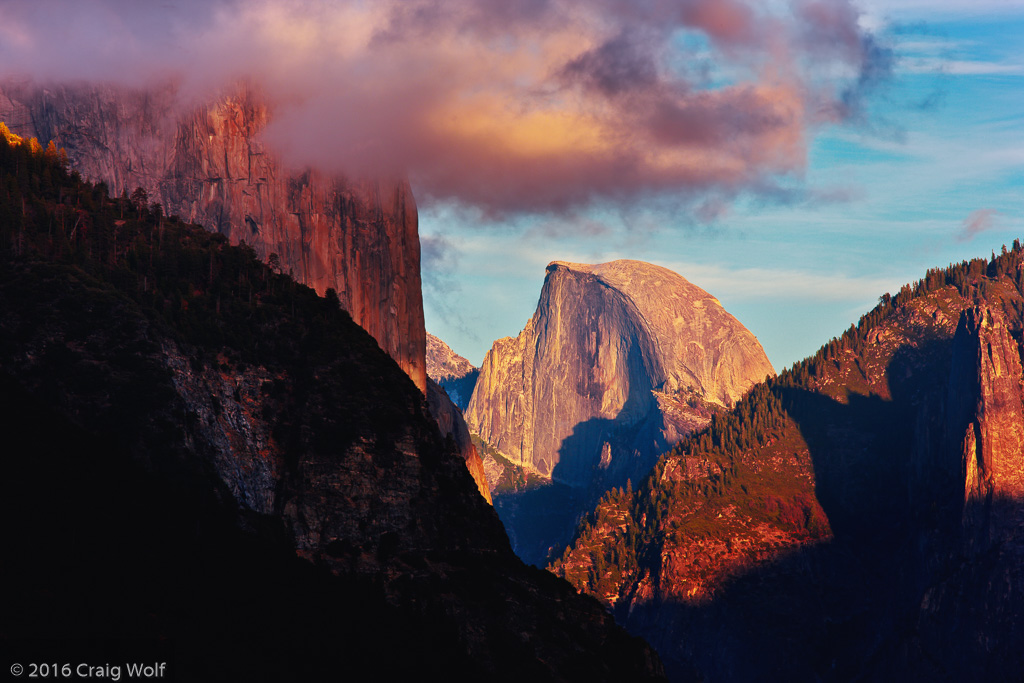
426, 332, 479, 411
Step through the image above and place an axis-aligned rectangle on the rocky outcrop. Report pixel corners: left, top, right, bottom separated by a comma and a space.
948, 307, 1024, 523
0, 80, 425, 391
466, 259, 775, 488
426, 332, 479, 410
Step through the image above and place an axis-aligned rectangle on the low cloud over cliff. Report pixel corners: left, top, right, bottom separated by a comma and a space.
0, 0, 889, 216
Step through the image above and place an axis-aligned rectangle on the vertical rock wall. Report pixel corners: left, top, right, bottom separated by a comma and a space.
0, 80, 426, 392
947, 306, 1024, 540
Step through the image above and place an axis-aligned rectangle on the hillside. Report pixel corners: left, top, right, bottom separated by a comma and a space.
553, 246, 1024, 681
0, 126, 664, 681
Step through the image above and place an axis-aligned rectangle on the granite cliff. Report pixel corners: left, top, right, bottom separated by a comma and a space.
467, 259, 775, 488
465, 259, 774, 566
0, 80, 425, 391
909, 305, 1024, 680
0, 80, 495, 501
948, 307, 1024, 518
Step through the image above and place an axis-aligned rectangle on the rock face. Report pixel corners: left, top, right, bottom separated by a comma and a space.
948, 307, 1024, 522
466, 259, 774, 488
914, 306, 1024, 679
424, 334, 489, 501
0, 80, 425, 391
426, 332, 479, 411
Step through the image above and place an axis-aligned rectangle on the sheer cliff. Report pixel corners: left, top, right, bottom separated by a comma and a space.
554, 251, 1024, 681
466, 259, 775, 488
0, 80, 425, 391
0, 138, 664, 680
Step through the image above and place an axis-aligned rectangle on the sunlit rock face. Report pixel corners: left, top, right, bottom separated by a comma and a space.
0, 81, 425, 392
466, 259, 775, 488
426, 332, 479, 411
944, 306, 1024, 556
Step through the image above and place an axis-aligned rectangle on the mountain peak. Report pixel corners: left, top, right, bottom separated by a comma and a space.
543, 258, 772, 406
468, 258, 773, 484
426, 332, 476, 382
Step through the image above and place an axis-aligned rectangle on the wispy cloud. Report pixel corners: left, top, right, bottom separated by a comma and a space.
863, 0, 1024, 16
901, 57, 1024, 75
419, 231, 485, 342
956, 208, 1001, 242
661, 260, 899, 302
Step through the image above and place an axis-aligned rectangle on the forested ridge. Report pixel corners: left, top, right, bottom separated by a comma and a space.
552, 194, 1024, 680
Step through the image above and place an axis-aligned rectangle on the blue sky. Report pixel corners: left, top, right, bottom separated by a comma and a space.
421, 2, 1024, 372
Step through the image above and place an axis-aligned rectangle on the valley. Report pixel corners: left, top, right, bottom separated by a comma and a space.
3, 14, 1022, 675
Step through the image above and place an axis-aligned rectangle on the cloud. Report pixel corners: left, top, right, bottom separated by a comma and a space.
861, 0, 1024, 14
421, 232, 461, 296
661, 260, 901, 303
0, 0, 889, 217
420, 231, 481, 337
956, 208, 1000, 242
793, 0, 897, 123
560, 31, 660, 98
901, 58, 1024, 75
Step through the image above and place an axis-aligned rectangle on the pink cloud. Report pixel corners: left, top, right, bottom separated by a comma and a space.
0, 0, 885, 217
678, 0, 757, 46
957, 208, 1001, 242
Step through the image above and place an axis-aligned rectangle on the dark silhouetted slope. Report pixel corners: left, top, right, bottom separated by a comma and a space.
0, 129, 664, 682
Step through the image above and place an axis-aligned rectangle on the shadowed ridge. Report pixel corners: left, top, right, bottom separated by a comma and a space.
0, 133, 666, 681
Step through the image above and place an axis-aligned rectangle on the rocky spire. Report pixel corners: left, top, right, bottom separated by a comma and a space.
947, 306, 1024, 544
